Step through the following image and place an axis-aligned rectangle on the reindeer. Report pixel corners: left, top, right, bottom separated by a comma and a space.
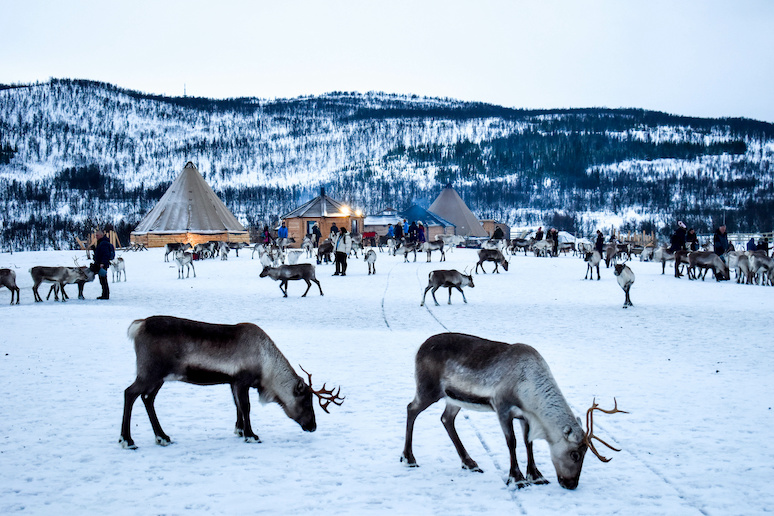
687, 251, 728, 281
119, 315, 344, 449
301, 236, 314, 258
317, 240, 333, 264
45, 264, 97, 301
174, 250, 195, 279
30, 266, 92, 302
259, 264, 323, 297
604, 242, 618, 268
749, 251, 774, 286
227, 242, 248, 257
164, 243, 191, 262
364, 249, 377, 274
613, 263, 635, 308
584, 250, 602, 280
532, 240, 552, 257
0, 269, 20, 304
401, 333, 626, 489
508, 237, 534, 255
286, 249, 304, 265
420, 269, 474, 306
422, 241, 445, 262
475, 249, 509, 274
396, 241, 418, 262
111, 257, 126, 282
652, 246, 676, 275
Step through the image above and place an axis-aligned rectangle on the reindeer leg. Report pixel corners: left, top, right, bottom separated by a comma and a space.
420, 286, 432, 306
302, 279, 311, 297
138, 382, 172, 446
499, 413, 527, 487
455, 285, 468, 304
234, 382, 260, 443
442, 404, 481, 472
402, 387, 442, 466
231, 383, 245, 437
518, 419, 548, 485
120, 378, 149, 449
448, 287, 453, 305
431, 286, 440, 306
596, 264, 600, 280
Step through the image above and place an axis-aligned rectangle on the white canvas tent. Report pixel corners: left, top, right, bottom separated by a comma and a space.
130, 162, 248, 247
428, 186, 487, 237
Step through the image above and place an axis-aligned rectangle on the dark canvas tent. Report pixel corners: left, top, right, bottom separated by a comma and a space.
130, 162, 249, 247
428, 186, 487, 237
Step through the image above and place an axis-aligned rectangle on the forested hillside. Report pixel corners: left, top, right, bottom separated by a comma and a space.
1, 79, 772, 250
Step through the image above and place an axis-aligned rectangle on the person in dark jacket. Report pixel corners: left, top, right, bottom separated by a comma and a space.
685, 228, 699, 251
757, 238, 770, 256
535, 227, 544, 241
747, 237, 756, 251
312, 223, 322, 247
408, 221, 418, 242
93, 230, 113, 300
668, 221, 687, 253
595, 230, 605, 254
394, 222, 403, 240
492, 226, 504, 240
417, 222, 426, 243
713, 225, 729, 258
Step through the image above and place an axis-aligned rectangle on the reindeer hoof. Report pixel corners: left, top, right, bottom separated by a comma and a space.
118, 438, 137, 450
244, 436, 261, 443
462, 461, 483, 473
507, 477, 529, 489
154, 436, 172, 446
400, 454, 418, 467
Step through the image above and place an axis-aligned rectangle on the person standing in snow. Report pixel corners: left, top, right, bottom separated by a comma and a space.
668, 221, 687, 253
312, 223, 322, 247
535, 227, 544, 241
747, 237, 757, 251
685, 228, 699, 251
417, 222, 426, 244
713, 225, 729, 257
333, 227, 352, 276
595, 230, 605, 255
92, 229, 114, 300
330, 223, 339, 240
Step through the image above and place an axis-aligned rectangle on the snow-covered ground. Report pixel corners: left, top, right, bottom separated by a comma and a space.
0, 245, 772, 515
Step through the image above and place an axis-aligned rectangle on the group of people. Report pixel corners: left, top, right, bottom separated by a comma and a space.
534, 226, 560, 256
386, 219, 426, 244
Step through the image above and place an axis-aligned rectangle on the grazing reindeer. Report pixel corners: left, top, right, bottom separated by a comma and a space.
364, 249, 377, 274
584, 250, 602, 280
396, 240, 418, 262
422, 241, 445, 262
687, 251, 728, 281
0, 268, 20, 304
119, 315, 344, 449
260, 264, 323, 297
30, 266, 92, 302
164, 243, 191, 262
401, 333, 626, 489
111, 257, 126, 282
174, 250, 195, 279
420, 269, 474, 306
475, 249, 509, 273
613, 263, 635, 308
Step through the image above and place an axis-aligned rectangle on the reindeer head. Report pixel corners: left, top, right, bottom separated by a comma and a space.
551, 398, 627, 490
296, 365, 344, 432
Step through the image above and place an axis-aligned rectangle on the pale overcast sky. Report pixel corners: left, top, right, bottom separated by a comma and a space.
2, 1, 773, 122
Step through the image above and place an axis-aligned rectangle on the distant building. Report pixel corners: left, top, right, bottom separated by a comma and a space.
363, 208, 403, 236
281, 187, 364, 247
400, 204, 456, 242
428, 185, 488, 237
480, 220, 511, 239
130, 162, 249, 248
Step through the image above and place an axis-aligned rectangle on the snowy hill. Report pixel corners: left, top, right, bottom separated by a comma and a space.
1, 79, 773, 249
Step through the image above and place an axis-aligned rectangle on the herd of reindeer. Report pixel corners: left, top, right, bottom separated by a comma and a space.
19, 230, 774, 491
1, 230, 771, 309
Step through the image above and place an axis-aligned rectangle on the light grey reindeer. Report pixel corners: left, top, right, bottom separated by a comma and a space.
420, 269, 474, 306
119, 315, 344, 449
364, 249, 377, 274
260, 264, 323, 297
613, 263, 635, 308
584, 250, 602, 280
401, 332, 627, 489
174, 250, 195, 279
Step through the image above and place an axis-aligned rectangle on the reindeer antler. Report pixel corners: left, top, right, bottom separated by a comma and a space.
298, 365, 345, 413
584, 397, 628, 462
